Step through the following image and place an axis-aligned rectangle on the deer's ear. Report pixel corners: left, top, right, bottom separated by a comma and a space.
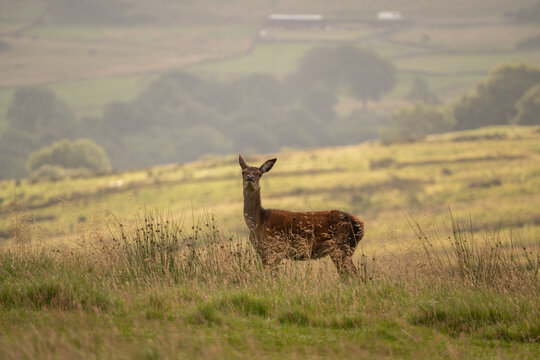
239, 153, 248, 170
260, 158, 276, 174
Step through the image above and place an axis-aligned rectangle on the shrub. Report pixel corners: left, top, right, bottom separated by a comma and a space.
383, 102, 455, 141
27, 138, 111, 176
513, 83, 540, 125
453, 63, 540, 130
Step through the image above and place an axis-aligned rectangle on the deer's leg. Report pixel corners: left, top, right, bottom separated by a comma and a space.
259, 242, 284, 271
260, 252, 282, 272
329, 245, 358, 278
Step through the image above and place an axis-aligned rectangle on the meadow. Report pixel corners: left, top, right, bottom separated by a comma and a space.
2, 125, 539, 247
0, 126, 539, 358
1, 1, 540, 356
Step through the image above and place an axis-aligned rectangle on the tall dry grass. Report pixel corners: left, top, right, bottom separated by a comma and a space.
408, 211, 539, 293
0, 208, 538, 359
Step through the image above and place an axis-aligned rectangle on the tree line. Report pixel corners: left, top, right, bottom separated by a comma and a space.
0, 45, 394, 179
0, 44, 539, 180
385, 62, 540, 141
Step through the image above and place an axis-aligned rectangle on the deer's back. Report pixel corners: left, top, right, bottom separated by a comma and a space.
257, 208, 364, 259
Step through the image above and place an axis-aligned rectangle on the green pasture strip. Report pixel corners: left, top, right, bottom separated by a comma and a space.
25, 25, 107, 42
388, 23, 540, 51
394, 50, 540, 74
387, 71, 485, 99
188, 42, 321, 76
367, 41, 428, 60
188, 40, 423, 78
25, 24, 256, 43
0, 73, 156, 122
165, 24, 257, 39
48, 74, 156, 118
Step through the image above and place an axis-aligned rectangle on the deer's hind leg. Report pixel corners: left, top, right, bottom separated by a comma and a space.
329, 250, 357, 277
327, 236, 359, 278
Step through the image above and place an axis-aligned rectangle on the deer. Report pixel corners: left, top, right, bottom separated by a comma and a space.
239, 154, 364, 277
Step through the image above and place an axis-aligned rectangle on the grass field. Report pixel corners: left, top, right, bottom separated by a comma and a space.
1, 125, 539, 249
1, 126, 539, 358
1, 2, 540, 357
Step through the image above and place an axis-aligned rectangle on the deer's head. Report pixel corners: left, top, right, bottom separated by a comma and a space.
239, 154, 276, 192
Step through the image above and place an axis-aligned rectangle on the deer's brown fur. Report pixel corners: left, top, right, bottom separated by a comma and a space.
239, 154, 364, 276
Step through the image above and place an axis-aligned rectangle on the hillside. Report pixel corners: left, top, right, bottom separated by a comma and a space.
1, 0, 539, 123
2, 125, 539, 250
1, 126, 539, 359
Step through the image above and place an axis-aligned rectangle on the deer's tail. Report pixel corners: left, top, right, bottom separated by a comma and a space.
343, 212, 364, 249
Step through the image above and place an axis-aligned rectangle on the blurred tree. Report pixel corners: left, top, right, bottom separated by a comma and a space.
175, 125, 233, 162
0, 87, 77, 179
228, 117, 278, 154
102, 101, 140, 134
300, 87, 337, 121
167, 70, 206, 92
0, 128, 37, 179
406, 76, 440, 105
505, 1, 540, 23
513, 83, 540, 125
453, 63, 540, 130
0, 40, 9, 52
331, 110, 387, 145
516, 35, 540, 50
233, 74, 289, 111
384, 102, 455, 141
27, 139, 111, 174
272, 106, 323, 148
7, 87, 75, 133
295, 45, 396, 108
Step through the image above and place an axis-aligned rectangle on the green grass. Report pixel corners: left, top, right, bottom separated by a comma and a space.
0, 73, 155, 124
26, 25, 108, 42
48, 73, 157, 118
187, 42, 320, 77
0, 207, 537, 358
1, 125, 539, 252
26, 24, 256, 43
395, 50, 540, 74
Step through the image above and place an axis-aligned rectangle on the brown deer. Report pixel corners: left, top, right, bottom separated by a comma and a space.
239, 154, 364, 276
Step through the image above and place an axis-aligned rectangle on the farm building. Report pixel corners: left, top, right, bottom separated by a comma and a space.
265, 14, 327, 28
376, 11, 403, 21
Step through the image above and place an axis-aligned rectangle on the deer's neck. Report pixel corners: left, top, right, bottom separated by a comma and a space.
243, 188, 263, 231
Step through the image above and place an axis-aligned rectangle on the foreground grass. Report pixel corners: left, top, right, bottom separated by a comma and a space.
0, 211, 538, 359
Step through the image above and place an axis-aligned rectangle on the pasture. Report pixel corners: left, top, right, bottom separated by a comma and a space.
1, 126, 539, 358
2, 125, 539, 248
1, 0, 540, 121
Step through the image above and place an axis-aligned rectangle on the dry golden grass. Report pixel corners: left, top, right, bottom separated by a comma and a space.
1, 208, 538, 356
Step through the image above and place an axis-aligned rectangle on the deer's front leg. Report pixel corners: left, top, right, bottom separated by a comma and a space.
258, 234, 287, 271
